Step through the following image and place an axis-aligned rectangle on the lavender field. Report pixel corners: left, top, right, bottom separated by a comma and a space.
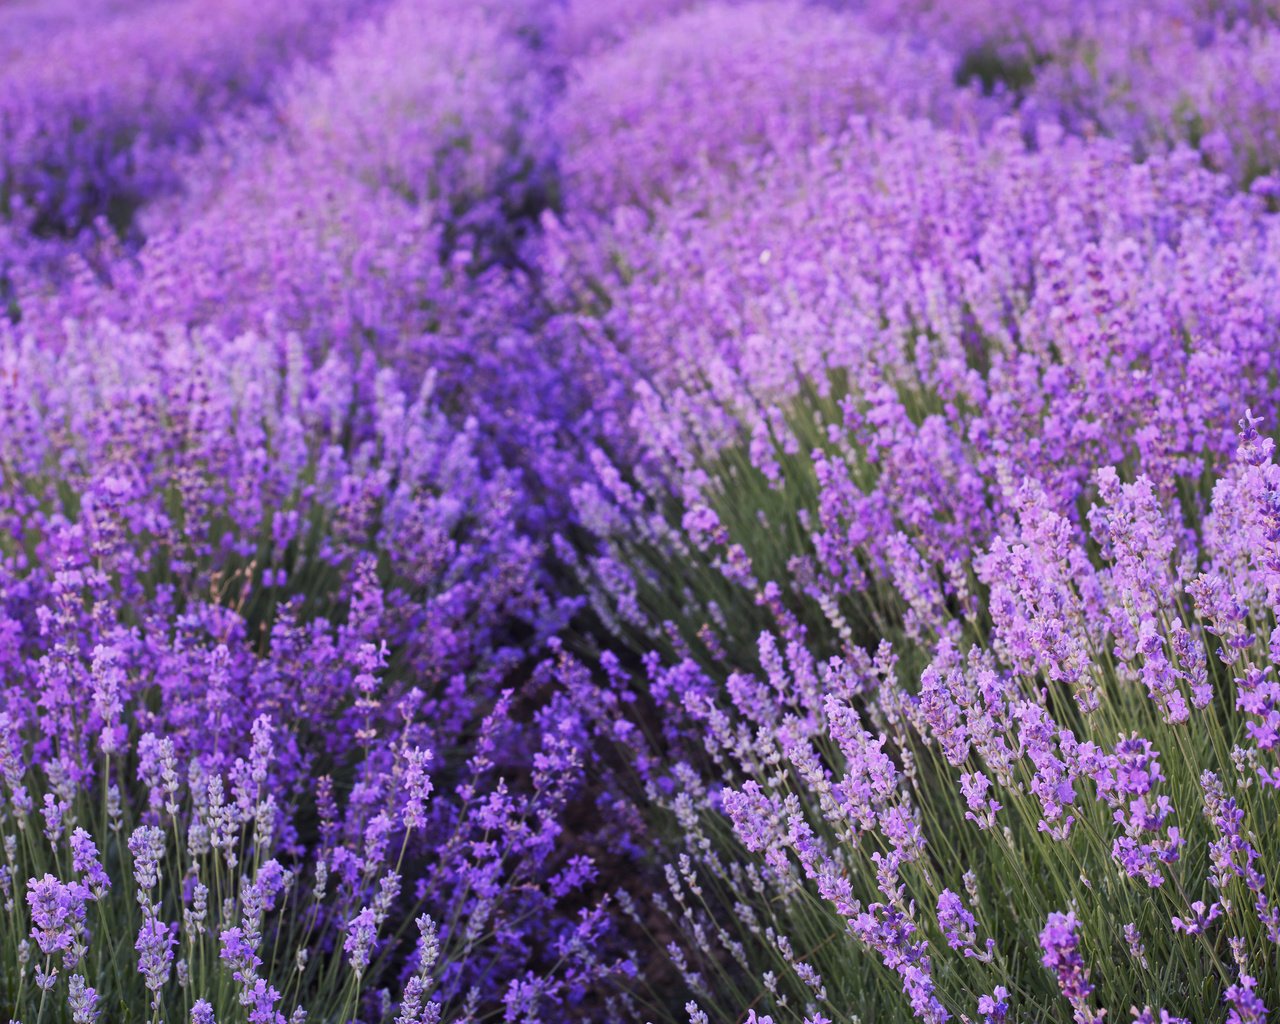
2, 0, 1280, 1021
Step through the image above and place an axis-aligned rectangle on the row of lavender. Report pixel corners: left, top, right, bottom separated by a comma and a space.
543, 1, 1280, 1023
5, 0, 1280, 1022
0, 1, 636, 1022
0, 0, 390, 311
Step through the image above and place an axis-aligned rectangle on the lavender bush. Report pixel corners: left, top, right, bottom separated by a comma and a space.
544, 2, 1280, 1021
8, 0, 1280, 1021
0, 0, 377, 241
550, 0, 982, 214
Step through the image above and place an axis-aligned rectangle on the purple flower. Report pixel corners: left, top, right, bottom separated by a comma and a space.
135, 916, 176, 993
41, 793, 69, 843
67, 974, 99, 1024
1131, 1008, 1191, 1024
240, 977, 287, 1024
959, 771, 1001, 830
936, 889, 992, 960
1225, 974, 1268, 1023
128, 825, 166, 897
1094, 736, 1182, 887
191, 1000, 217, 1024
1171, 900, 1223, 937
401, 746, 433, 831
26, 874, 88, 967
978, 986, 1009, 1024
219, 926, 263, 982
1201, 771, 1266, 895
345, 906, 378, 978
1124, 923, 1148, 969
1017, 704, 1079, 840
1040, 911, 1100, 1023
89, 643, 126, 755
69, 828, 111, 898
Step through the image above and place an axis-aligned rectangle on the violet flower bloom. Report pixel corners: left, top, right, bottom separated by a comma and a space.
978, 986, 1009, 1024
1226, 974, 1269, 1024
67, 974, 100, 1024
1131, 1008, 1191, 1024
1040, 911, 1101, 1023
135, 916, 176, 994
1170, 900, 1223, 937
936, 889, 993, 961
69, 828, 111, 898
345, 906, 378, 978
191, 999, 217, 1024
26, 874, 88, 967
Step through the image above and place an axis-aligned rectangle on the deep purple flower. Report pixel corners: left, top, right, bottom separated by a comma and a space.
978, 986, 1009, 1024
1041, 911, 1100, 1023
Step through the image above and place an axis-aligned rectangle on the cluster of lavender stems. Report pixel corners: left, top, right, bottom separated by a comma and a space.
6, 0, 1280, 1022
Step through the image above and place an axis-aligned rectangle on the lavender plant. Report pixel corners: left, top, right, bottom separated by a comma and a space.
0, 316, 632, 1022
555, 115, 1280, 676
587, 414, 1280, 1023
0, 0, 631, 1020
543, 5, 1280, 1022
0, 0, 379, 245
550, 0, 981, 215
855, 0, 1280, 185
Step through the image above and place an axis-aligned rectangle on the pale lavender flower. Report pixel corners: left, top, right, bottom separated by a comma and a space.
396, 976, 443, 1024
67, 974, 99, 1024
415, 914, 439, 978
959, 771, 1001, 830
26, 874, 88, 967
89, 643, 125, 754
345, 906, 378, 978
41, 793, 69, 843
1124, 922, 1148, 969
128, 825, 166, 897
249, 715, 273, 788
